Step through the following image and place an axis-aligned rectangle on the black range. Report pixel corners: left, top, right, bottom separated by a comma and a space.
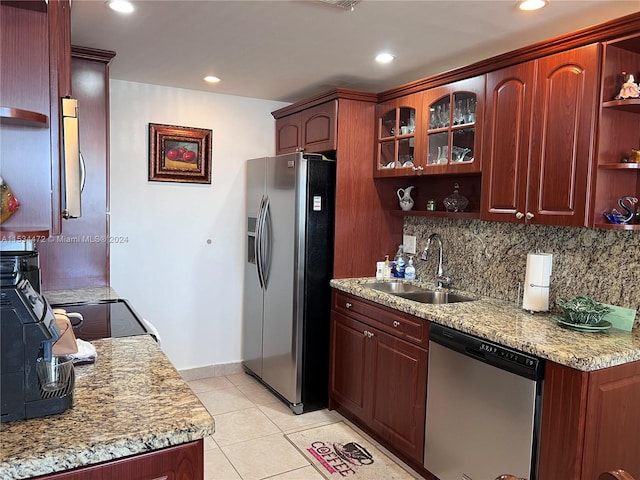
50, 299, 154, 342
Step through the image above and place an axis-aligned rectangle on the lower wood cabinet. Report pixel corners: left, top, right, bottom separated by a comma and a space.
34, 439, 204, 480
538, 361, 640, 480
329, 291, 428, 465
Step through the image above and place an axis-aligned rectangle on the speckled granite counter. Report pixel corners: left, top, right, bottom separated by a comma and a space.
331, 278, 640, 372
0, 336, 215, 479
43, 286, 119, 305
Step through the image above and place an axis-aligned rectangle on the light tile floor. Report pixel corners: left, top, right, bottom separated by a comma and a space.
189, 372, 423, 480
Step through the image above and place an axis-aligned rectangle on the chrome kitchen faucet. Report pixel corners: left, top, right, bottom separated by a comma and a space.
421, 233, 452, 288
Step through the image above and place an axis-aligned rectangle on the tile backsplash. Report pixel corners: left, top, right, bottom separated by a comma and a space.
404, 217, 640, 313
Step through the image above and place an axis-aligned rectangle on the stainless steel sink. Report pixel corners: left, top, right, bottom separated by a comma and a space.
369, 282, 427, 294
394, 290, 475, 304
369, 282, 475, 304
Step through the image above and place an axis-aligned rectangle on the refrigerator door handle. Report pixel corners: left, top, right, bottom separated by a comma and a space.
262, 197, 272, 288
254, 197, 264, 288
255, 195, 267, 289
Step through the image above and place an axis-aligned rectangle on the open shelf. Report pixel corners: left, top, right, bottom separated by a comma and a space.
602, 99, 640, 113
390, 210, 480, 219
0, 106, 48, 127
594, 223, 640, 231
599, 162, 640, 169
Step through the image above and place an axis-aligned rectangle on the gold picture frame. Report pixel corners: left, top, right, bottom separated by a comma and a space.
148, 123, 212, 184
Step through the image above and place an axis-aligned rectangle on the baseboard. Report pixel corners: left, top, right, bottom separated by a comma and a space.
179, 362, 244, 381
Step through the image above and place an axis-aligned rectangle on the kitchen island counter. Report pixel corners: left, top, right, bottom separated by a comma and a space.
331, 277, 640, 371
0, 335, 215, 479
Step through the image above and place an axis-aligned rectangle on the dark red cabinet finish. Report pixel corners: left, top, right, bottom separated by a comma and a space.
482, 44, 600, 226
329, 291, 428, 466
35, 439, 204, 480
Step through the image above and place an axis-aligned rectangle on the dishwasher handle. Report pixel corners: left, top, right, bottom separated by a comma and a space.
429, 323, 543, 381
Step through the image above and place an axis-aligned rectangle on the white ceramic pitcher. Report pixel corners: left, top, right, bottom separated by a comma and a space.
397, 186, 415, 211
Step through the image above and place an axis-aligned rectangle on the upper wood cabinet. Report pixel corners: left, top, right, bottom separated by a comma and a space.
39, 47, 115, 291
590, 32, 640, 230
374, 76, 483, 179
420, 76, 484, 175
374, 93, 422, 177
481, 43, 600, 226
0, 0, 71, 240
275, 100, 337, 154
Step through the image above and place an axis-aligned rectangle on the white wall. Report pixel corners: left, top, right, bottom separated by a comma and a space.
109, 80, 287, 370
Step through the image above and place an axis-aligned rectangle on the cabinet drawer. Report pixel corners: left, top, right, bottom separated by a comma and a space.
333, 290, 428, 346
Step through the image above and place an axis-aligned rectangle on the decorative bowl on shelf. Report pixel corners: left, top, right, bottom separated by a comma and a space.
556, 296, 611, 325
443, 183, 468, 212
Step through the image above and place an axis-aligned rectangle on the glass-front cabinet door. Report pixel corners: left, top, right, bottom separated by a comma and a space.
375, 93, 423, 178
422, 76, 484, 174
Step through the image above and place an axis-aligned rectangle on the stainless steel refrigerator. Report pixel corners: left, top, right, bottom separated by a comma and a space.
242, 152, 335, 414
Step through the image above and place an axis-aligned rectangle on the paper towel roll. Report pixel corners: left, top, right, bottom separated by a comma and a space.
522, 253, 553, 312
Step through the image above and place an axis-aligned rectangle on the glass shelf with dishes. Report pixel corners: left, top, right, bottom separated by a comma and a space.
421, 76, 484, 175
375, 93, 422, 178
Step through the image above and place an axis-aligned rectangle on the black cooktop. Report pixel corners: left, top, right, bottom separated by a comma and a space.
50, 299, 150, 341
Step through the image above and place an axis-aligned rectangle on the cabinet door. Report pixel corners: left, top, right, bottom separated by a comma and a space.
421, 76, 484, 175
39, 51, 112, 290
374, 93, 422, 177
275, 112, 301, 154
528, 43, 600, 227
302, 100, 337, 153
329, 311, 369, 420
481, 62, 536, 222
368, 327, 427, 463
581, 361, 640, 479
37, 440, 204, 480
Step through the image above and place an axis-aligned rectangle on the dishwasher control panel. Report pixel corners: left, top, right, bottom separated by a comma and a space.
430, 323, 543, 381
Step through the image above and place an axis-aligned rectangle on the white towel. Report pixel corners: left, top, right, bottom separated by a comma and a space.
69, 339, 97, 364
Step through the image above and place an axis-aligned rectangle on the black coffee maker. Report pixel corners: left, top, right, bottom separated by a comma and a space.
1, 250, 75, 423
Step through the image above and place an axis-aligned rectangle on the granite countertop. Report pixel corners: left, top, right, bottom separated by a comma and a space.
43, 286, 120, 305
0, 336, 215, 479
331, 278, 640, 372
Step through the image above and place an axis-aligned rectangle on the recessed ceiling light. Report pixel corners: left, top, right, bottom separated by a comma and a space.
204, 76, 221, 84
518, 0, 548, 11
375, 53, 395, 64
107, 0, 134, 13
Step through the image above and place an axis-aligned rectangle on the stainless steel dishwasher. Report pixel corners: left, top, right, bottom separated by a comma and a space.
424, 324, 544, 480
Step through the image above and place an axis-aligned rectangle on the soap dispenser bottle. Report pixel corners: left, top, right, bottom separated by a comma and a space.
405, 256, 416, 280
393, 244, 406, 278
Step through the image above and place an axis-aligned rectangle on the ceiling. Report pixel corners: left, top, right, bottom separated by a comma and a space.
70, 0, 640, 104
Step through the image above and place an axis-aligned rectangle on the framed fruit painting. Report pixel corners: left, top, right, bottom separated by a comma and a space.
148, 123, 212, 184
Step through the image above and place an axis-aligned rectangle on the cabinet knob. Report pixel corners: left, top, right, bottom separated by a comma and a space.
525, 212, 535, 220
345, 302, 352, 309
411, 166, 424, 172
515, 211, 525, 219
393, 320, 400, 328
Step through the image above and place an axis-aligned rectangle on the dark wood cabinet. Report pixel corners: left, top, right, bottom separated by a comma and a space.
35, 439, 204, 480
329, 291, 428, 465
0, 3, 54, 239
590, 32, 640, 230
481, 43, 600, 226
420, 76, 484, 176
538, 361, 640, 480
374, 93, 422, 177
0, 0, 71, 240
275, 100, 337, 154
273, 90, 401, 278
39, 47, 115, 290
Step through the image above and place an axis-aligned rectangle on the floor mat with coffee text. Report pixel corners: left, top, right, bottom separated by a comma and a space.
285, 422, 417, 479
